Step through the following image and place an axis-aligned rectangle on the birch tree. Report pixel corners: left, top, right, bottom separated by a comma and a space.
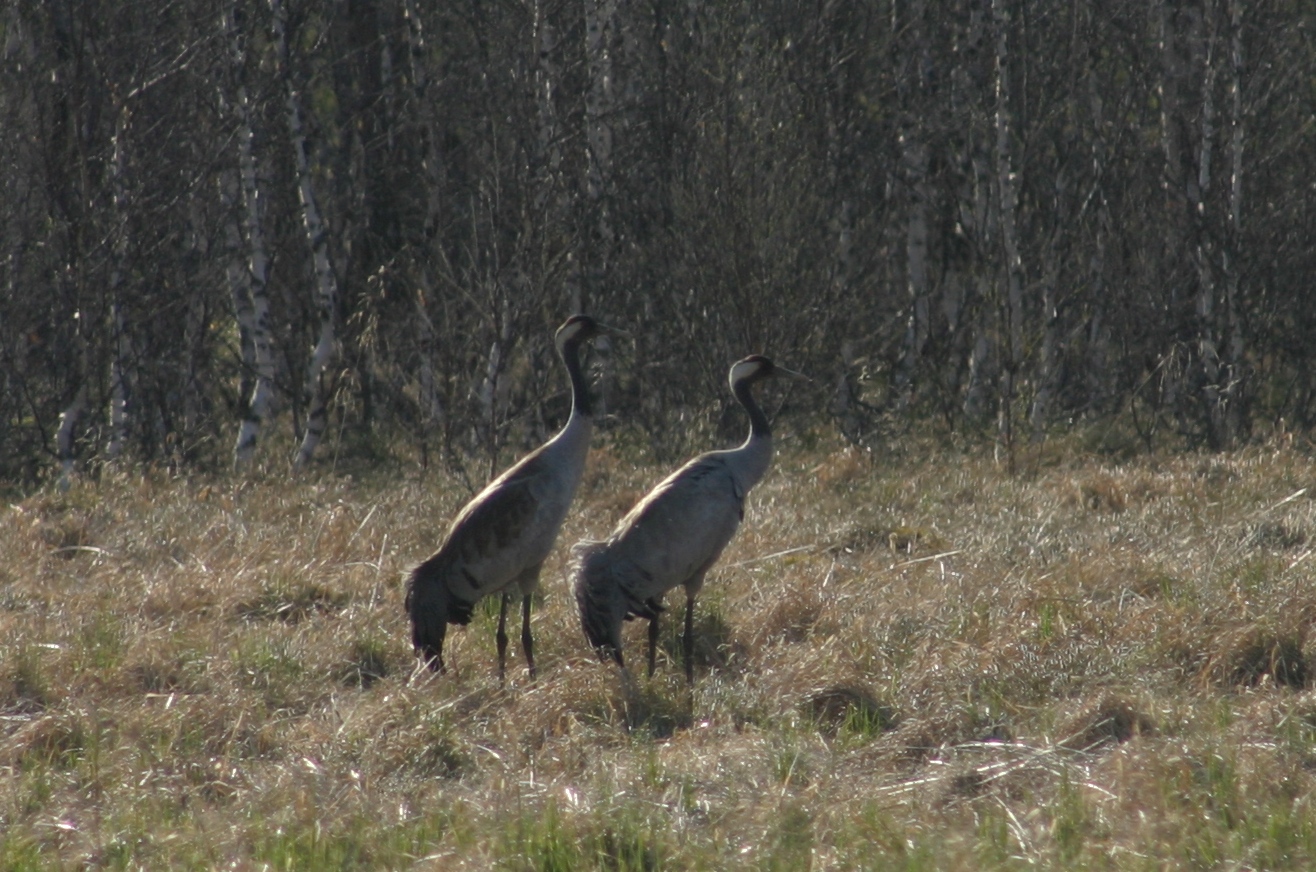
224, 0, 278, 470
270, 0, 341, 468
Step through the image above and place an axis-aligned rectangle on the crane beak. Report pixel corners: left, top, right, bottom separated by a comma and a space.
775, 364, 810, 382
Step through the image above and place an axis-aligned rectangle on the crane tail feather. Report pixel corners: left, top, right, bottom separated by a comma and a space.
571, 541, 625, 663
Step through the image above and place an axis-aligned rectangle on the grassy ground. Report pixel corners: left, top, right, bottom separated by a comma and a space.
5, 432, 1316, 869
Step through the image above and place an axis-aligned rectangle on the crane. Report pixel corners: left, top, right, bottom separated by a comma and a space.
406, 314, 614, 681
573, 355, 802, 683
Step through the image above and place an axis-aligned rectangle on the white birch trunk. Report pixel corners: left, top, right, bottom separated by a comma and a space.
224, 2, 278, 470
231, 114, 276, 468
56, 384, 86, 492
270, 0, 340, 469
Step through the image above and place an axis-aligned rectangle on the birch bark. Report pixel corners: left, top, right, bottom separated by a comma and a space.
270, 0, 341, 468
56, 383, 86, 491
225, 1, 277, 469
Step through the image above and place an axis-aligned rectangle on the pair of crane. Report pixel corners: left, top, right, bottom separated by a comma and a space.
404, 315, 801, 684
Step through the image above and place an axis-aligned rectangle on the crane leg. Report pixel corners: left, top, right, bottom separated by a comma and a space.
684, 593, 696, 685
648, 613, 660, 678
496, 593, 512, 685
521, 594, 536, 679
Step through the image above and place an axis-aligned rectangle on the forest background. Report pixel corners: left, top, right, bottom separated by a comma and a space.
3, 0, 1315, 486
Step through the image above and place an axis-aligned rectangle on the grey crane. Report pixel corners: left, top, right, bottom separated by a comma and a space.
573, 354, 802, 683
406, 314, 613, 680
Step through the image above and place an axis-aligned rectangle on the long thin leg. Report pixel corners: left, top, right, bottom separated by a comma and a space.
683, 593, 696, 685
520, 594, 536, 679
648, 613, 660, 678
496, 593, 511, 685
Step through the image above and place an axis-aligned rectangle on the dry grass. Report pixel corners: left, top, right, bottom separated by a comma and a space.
6, 435, 1316, 868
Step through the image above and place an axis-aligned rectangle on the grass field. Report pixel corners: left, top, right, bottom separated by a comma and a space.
5, 431, 1316, 869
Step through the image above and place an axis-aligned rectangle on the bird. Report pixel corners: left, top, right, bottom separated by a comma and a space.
573, 354, 803, 683
405, 314, 614, 681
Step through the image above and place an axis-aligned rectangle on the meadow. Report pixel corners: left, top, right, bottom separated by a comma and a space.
4, 430, 1316, 869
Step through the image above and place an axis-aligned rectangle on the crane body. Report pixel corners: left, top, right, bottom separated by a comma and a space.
407, 315, 610, 679
574, 355, 798, 682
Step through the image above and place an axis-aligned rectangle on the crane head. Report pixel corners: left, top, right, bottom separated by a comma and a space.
556, 314, 624, 351
729, 355, 807, 390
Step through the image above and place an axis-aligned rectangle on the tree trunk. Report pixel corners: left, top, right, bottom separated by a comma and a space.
106, 105, 133, 462
271, 0, 341, 469
895, 0, 931, 409
1155, 0, 1192, 433
401, 0, 446, 457
993, 0, 1024, 468
583, 0, 618, 308
226, 1, 278, 470
957, 0, 995, 424
56, 384, 86, 492
1084, 53, 1111, 415
1221, 0, 1245, 441
897, 132, 931, 408
1188, 1, 1230, 449
1030, 221, 1061, 439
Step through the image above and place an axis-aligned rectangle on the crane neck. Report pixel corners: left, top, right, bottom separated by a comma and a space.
561, 335, 593, 419
733, 376, 771, 441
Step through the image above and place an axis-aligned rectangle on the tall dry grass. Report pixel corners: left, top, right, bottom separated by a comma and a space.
5, 434, 1316, 868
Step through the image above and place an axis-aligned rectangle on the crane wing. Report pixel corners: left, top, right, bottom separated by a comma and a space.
425, 448, 572, 601
604, 453, 746, 603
